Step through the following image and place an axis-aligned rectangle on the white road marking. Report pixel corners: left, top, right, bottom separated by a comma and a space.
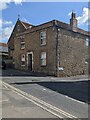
65, 95, 86, 104
43, 88, 46, 91
2, 81, 78, 119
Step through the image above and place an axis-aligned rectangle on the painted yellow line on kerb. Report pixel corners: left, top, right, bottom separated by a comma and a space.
13, 90, 63, 118
2, 81, 78, 119
0, 100, 8, 103
2, 82, 63, 118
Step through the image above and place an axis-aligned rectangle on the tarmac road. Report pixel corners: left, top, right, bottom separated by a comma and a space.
1, 68, 89, 118
1, 69, 89, 103
1, 69, 47, 77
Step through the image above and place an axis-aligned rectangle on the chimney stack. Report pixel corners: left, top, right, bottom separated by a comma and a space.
70, 12, 77, 31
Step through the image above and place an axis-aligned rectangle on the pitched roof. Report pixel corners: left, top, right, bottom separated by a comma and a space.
0, 42, 8, 47
16, 19, 89, 37
55, 20, 89, 36
0, 42, 8, 52
8, 19, 34, 43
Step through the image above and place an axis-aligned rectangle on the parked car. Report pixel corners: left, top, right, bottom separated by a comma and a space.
0, 60, 6, 69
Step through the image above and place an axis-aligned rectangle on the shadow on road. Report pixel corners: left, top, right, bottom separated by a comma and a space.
1, 69, 49, 77
12, 81, 89, 104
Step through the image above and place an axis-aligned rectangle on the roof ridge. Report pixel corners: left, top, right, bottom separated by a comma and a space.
21, 21, 30, 25
16, 19, 89, 36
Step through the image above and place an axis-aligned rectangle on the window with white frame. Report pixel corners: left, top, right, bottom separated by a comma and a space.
21, 41, 25, 49
85, 55, 89, 64
40, 31, 46, 45
21, 54, 25, 65
41, 52, 46, 66
85, 38, 89, 46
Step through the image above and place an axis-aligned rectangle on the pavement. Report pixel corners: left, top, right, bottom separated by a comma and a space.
1, 68, 89, 80
0, 68, 89, 82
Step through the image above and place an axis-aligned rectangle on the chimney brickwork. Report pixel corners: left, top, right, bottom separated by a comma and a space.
70, 12, 77, 32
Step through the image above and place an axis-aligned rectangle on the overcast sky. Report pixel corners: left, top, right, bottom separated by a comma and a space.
0, 1, 89, 43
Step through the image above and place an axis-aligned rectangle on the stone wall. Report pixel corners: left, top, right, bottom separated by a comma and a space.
14, 26, 57, 76
13, 24, 89, 77
57, 28, 88, 77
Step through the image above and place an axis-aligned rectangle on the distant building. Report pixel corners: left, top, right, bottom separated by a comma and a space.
0, 42, 8, 60
8, 12, 90, 77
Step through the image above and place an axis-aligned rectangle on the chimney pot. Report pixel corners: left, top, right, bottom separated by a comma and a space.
70, 12, 77, 31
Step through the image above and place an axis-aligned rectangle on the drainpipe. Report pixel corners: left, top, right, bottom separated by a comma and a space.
54, 20, 60, 77
56, 26, 59, 77
89, 37, 90, 76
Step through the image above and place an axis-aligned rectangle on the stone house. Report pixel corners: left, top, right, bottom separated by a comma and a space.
8, 12, 90, 77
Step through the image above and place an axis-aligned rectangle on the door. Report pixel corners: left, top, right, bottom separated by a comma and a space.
28, 54, 32, 71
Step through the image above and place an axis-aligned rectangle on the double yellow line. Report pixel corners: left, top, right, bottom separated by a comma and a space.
2, 81, 79, 119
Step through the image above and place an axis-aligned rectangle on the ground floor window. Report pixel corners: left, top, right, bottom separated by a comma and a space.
21, 54, 25, 66
41, 52, 46, 66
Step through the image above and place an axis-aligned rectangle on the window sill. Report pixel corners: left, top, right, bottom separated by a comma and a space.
21, 65, 25, 66
21, 48, 25, 50
41, 65, 46, 67
40, 44, 46, 46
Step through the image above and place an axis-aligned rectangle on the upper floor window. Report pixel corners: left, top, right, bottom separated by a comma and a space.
17, 24, 20, 32
21, 41, 25, 49
85, 38, 89, 46
40, 31, 46, 46
41, 52, 46, 66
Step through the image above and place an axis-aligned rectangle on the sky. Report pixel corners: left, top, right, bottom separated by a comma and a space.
0, 1, 90, 43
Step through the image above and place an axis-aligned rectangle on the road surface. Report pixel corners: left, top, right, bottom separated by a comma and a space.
1, 81, 57, 118
1, 68, 89, 119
